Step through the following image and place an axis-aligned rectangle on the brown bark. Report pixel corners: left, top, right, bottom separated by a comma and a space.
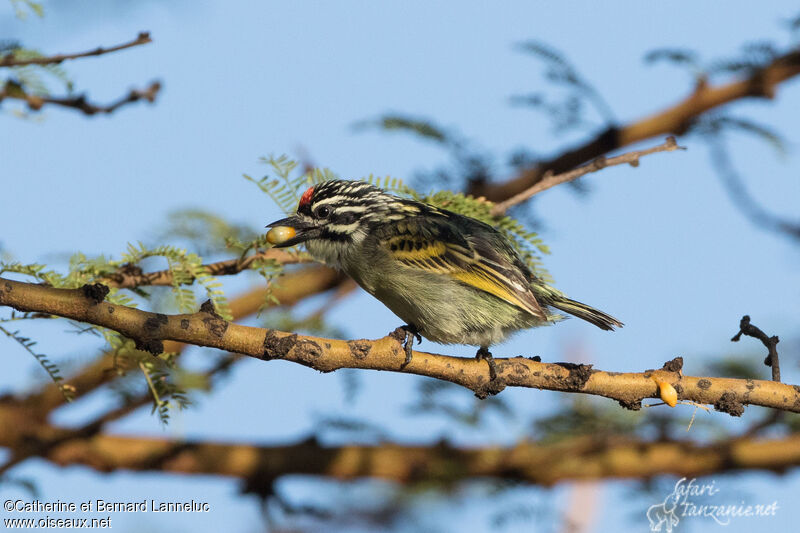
1, 276, 796, 414
17, 265, 344, 415
0, 406, 796, 485
471, 50, 800, 202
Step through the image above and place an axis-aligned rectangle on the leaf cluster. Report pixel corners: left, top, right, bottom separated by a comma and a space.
0, 240, 244, 414
512, 40, 615, 132
1, 30, 73, 118
8, 0, 43, 20
0, 324, 74, 401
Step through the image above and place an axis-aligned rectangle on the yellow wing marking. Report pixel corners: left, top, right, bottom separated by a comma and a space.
452, 270, 541, 317
387, 237, 446, 261
386, 236, 545, 318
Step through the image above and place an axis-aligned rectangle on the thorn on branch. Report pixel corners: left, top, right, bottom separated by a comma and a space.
661, 356, 684, 373
135, 337, 164, 355
199, 299, 220, 318
262, 330, 297, 361
554, 362, 595, 390
618, 398, 643, 411
199, 300, 228, 338
80, 283, 109, 304
135, 313, 168, 356
714, 391, 745, 417
731, 315, 780, 382
473, 379, 505, 400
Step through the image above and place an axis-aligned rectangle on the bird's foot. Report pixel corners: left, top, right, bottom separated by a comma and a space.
476, 346, 497, 381
391, 325, 421, 369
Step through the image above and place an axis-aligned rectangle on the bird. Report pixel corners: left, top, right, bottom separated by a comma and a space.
266, 179, 621, 380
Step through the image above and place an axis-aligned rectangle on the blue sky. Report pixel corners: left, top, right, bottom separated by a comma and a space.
2, 1, 800, 531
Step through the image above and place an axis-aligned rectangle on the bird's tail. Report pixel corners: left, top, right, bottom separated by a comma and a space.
547, 296, 622, 331
538, 291, 623, 331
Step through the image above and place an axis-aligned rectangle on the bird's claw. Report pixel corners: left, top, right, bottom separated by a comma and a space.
476, 346, 497, 381
394, 325, 420, 369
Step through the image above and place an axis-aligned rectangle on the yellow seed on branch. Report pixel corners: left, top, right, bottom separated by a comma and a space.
653, 378, 678, 407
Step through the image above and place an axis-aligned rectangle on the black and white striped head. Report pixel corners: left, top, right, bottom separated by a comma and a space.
266, 180, 418, 249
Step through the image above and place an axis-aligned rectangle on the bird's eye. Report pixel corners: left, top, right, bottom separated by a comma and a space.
315, 205, 331, 219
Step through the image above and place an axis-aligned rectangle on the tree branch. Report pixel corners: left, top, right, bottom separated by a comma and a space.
0, 81, 162, 115
732, 315, 781, 382
490, 137, 684, 215
471, 49, 800, 203
100, 248, 310, 289
0, 32, 152, 67
1, 276, 797, 414
1, 268, 354, 475
1, 406, 799, 485
13, 265, 344, 415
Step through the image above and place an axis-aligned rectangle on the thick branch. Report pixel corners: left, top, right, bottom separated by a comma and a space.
0, 405, 798, 484
490, 137, 684, 215
2, 277, 797, 414
472, 49, 800, 202
16, 265, 344, 415
1, 268, 353, 475
0, 32, 152, 67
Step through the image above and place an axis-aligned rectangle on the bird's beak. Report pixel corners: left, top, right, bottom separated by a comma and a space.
266, 215, 322, 248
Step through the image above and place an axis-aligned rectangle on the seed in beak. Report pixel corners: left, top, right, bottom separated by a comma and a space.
266, 226, 297, 245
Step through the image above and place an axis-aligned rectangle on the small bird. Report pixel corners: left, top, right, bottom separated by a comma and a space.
267, 179, 621, 379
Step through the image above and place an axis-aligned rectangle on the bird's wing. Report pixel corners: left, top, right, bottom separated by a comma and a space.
377, 211, 547, 320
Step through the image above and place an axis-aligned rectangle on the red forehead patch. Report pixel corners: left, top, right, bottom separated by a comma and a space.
299, 186, 315, 208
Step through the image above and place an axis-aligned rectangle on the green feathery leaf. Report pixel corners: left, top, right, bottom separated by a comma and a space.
0, 324, 74, 401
